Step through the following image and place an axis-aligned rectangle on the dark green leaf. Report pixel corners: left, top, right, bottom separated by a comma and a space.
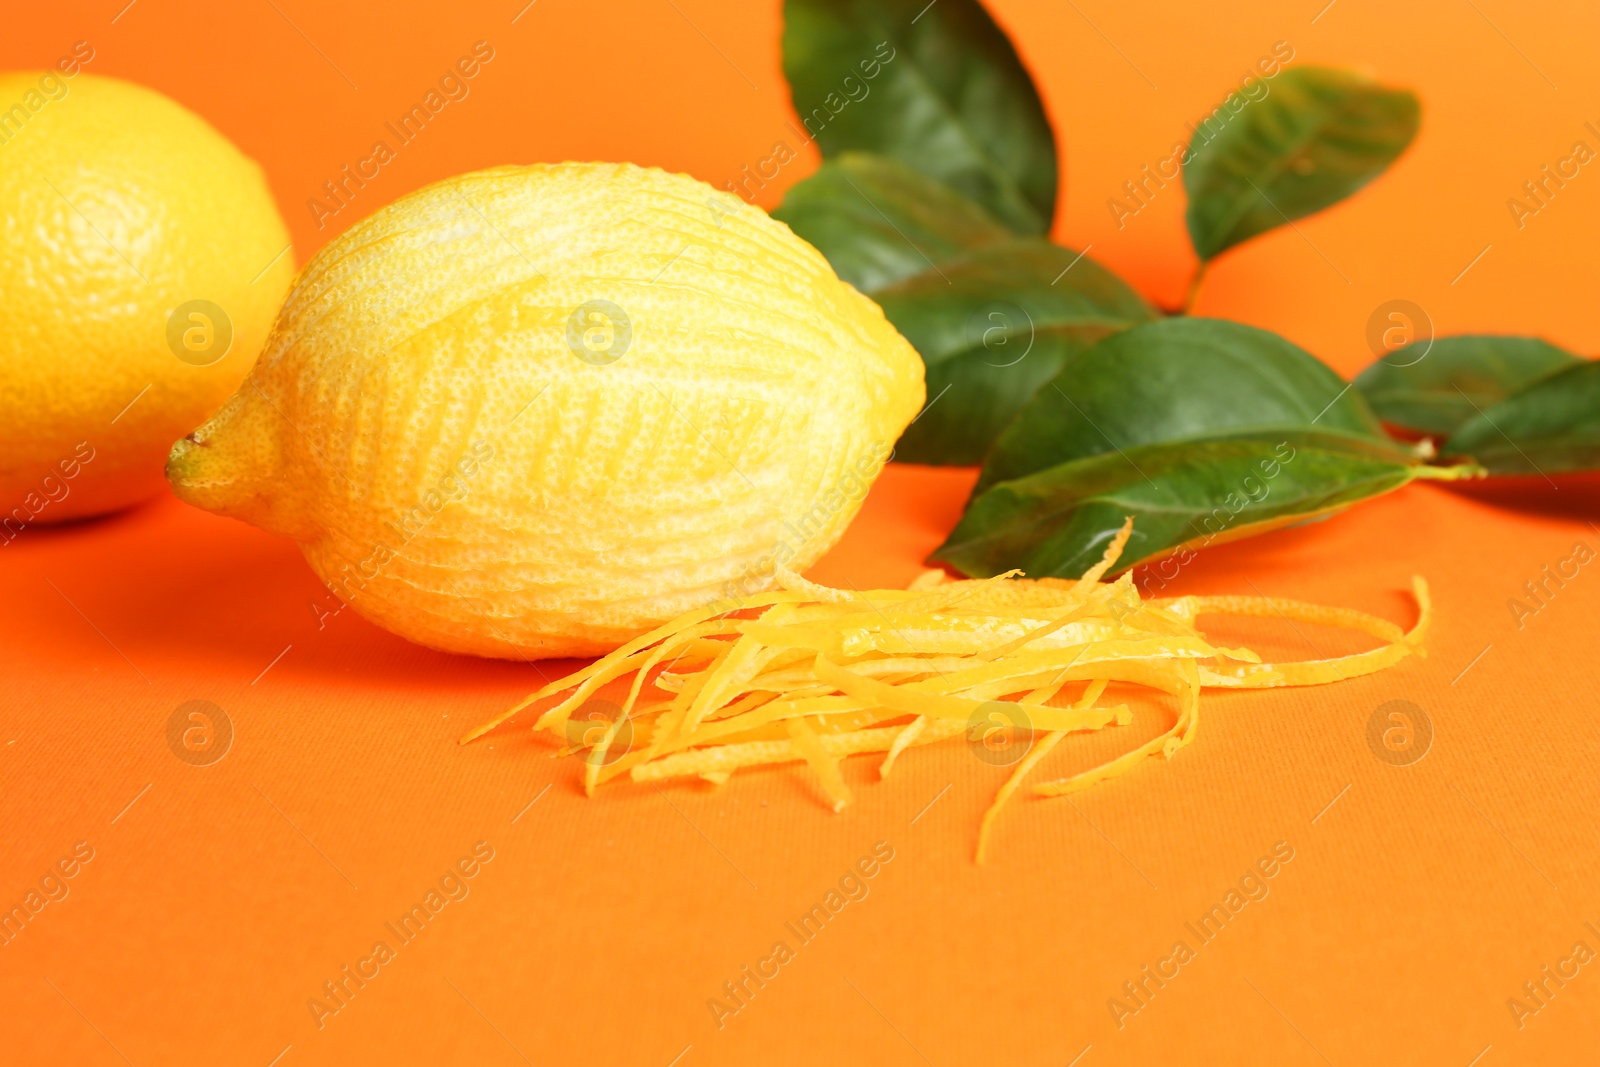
975, 317, 1385, 493
872, 239, 1158, 464
772, 152, 1014, 293
934, 431, 1438, 579
896, 334, 1100, 467
1183, 66, 1420, 260
783, 0, 1058, 234
1444, 361, 1600, 476
1354, 335, 1580, 437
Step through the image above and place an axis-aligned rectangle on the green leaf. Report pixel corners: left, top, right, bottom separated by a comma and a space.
975, 317, 1385, 494
934, 431, 1452, 580
1183, 66, 1420, 260
1443, 360, 1600, 476
872, 239, 1158, 464
783, 0, 1058, 234
895, 333, 1100, 467
1353, 335, 1580, 437
772, 152, 1015, 293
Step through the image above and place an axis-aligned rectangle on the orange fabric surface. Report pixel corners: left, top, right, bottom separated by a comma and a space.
4, 1, 1600, 1065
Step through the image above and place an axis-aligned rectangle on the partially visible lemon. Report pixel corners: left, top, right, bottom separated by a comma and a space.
0, 72, 293, 526
168, 163, 924, 659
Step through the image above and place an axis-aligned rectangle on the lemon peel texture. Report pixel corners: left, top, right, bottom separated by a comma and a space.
168, 163, 925, 659
0, 72, 293, 523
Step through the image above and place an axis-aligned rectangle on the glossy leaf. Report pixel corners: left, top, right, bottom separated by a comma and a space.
894, 334, 1100, 467
1184, 66, 1419, 260
935, 431, 1448, 579
1354, 335, 1580, 437
872, 239, 1158, 464
1444, 360, 1600, 476
976, 317, 1385, 494
783, 0, 1058, 234
772, 152, 1015, 293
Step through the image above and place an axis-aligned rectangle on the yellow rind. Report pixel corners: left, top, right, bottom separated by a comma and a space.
469, 518, 1432, 864
1, 73, 293, 521
169, 162, 924, 658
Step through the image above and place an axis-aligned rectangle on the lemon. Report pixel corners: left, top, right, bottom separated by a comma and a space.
0, 72, 293, 528
167, 163, 924, 659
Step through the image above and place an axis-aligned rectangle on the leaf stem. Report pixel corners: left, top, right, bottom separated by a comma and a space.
1412, 462, 1487, 481
1180, 262, 1208, 315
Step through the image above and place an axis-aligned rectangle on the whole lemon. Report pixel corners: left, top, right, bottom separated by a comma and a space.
0, 71, 293, 529
168, 163, 924, 659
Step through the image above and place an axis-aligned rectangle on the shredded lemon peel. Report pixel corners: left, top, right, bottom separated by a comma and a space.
465, 518, 1430, 863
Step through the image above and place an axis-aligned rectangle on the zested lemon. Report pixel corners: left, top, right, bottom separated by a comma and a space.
168, 163, 925, 659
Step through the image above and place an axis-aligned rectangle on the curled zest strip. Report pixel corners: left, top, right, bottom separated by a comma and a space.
465, 523, 1431, 864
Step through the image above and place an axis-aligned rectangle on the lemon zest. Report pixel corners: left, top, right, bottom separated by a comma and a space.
787, 715, 852, 812
468, 522, 1431, 862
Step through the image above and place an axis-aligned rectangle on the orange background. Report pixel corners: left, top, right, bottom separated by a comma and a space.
4, 1, 1600, 1064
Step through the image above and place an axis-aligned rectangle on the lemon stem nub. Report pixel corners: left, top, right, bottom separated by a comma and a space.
165, 386, 304, 537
